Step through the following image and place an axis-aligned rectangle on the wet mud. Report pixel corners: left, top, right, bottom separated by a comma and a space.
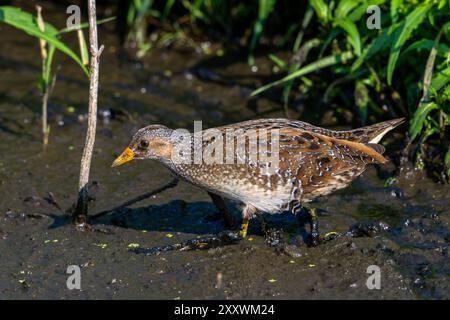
0, 1, 448, 300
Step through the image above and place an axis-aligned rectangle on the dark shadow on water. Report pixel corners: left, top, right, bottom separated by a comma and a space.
91, 199, 306, 237
35, 197, 307, 237
92, 200, 230, 235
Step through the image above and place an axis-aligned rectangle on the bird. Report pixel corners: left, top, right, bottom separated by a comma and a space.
112, 118, 404, 246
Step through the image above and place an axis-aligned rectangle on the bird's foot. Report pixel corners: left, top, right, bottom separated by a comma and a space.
260, 227, 300, 258
131, 230, 241, 256
239, 221, 249, 238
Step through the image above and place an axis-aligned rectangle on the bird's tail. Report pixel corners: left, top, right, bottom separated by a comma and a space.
346, 118, 405, 144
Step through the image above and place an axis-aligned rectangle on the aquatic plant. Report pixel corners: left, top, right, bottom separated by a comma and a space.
0, 6, 88, 145
251, 0, 450, 182
248, 0, 277, 66
127, 0, 153, 57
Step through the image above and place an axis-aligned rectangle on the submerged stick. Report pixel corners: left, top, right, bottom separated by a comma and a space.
73, 0, 104, 228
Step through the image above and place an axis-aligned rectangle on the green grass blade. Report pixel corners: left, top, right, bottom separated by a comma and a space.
44, 44, 56, 84
58, 16, 116, 34
355, 80, 369, 125
335, 19, 361, 56
346, 0, 386, 22
282, 38, 321, 113
162, 0, 175, 21
335, 0, 359, 19
0, 6, 88, 77
268, 54, 288, 70
445, 148, 450, 176
390, 0, 402, 23
310, 0, 329, 24
420, 23, 450, 102
251, 51, 354, 96
78, 29, 89, 66
401, 39, 450, 58
431, 66, 450, 92
248, 0, 276, 65
409, 102, 438, 140
351, 22, 400, 71
387, 3, 433, 85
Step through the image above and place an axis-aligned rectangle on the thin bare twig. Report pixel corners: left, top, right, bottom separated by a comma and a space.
73, 0, 103, 228
36, 5, 50, 146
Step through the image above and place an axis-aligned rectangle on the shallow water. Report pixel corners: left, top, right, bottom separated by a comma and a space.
0, 1, 448, 299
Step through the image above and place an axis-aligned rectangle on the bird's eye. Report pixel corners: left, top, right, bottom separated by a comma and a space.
140, 140, 149, 149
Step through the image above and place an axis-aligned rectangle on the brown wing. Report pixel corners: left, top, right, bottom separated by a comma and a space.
277, 128, 386, 202
212, 117, 404, 144
197, 126, 386, 205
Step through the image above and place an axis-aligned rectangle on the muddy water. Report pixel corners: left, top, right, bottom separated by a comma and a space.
0, 1, 448, 299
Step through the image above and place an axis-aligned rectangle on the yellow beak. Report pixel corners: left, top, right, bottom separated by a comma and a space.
111, 147, 135, 167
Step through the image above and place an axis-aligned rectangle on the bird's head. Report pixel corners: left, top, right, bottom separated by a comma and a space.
111, 125, 174, 167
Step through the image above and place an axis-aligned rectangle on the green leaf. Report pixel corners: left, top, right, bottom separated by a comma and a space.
401, 39, 450, 58
355, 80, 369, 125
387, 4, 433, 85
409, 102, 438, 140
78, 30, 89, 66
58, 16, 116, 34
430, 65, 450, 92
335, 0, 359, 19
390, 0, 402, 23
268, 54, 288, 70
0, 6, 88, 77
44, 44, 56, 85
445, 148, 450, 172
162, 0, 175, 20
251, 51, 354, 96
310, 0, 329, 24
351, 23, 400, 71
347, 0, 386, 22
318, 28, 340, 58
419, 127, 439, 144
282, 38, 321, 112
248, 0, 277, 65
335, 19, 361, 56
420, 23, 450, 103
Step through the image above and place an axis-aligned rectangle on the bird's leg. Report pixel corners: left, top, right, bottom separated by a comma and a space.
239, 205, 257, 238
207, 192, 236, 230
240, 217, 249, 238
296, 205, 320, 246
296, 205, 341, 246
308, 206, 320, 247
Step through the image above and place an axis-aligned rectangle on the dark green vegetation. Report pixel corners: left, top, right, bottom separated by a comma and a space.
0, 5, 114, 144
